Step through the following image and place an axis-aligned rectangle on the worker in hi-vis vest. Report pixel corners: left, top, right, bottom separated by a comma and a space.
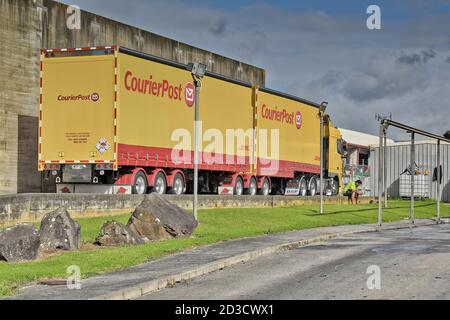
343, 180, 362, 204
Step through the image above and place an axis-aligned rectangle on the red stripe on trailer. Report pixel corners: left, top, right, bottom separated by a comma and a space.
117, 143, 320, 178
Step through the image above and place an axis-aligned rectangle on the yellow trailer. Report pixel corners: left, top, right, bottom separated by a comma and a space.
39, 46, 344, 195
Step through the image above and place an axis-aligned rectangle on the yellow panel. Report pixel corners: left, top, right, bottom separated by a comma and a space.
117, 53, 254, 160
41, 55, 115, 163
257, 91, 320, 167
328, 124, 343, 176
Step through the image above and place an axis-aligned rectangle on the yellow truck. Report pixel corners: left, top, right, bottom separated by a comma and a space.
39, 46, 344, 195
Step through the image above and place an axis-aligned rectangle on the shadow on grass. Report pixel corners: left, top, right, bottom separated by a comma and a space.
304, 202, 436, 216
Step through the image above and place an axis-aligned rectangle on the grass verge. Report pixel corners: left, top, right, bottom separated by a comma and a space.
0, 200, 448, 298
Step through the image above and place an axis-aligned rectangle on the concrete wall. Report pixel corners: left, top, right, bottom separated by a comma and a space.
0, 0, 266, 195
0, 194, 373, 226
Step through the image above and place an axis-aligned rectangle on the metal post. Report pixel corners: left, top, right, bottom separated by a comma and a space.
378, 122, 384, 226
193, 83, 200, 221
437, 140, 441, 223
410, 132, 415, 224
319, 113, 324, 214
383, 129, 388, 208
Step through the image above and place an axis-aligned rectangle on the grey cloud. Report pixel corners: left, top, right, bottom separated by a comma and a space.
446, 56, 450, 63
209, 18, 227, 36
422, 49, 436, 62
309, 57, 428, 104
397, 49, 436, 65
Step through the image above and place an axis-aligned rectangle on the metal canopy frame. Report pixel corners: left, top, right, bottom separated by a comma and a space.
377, 119, 450, 226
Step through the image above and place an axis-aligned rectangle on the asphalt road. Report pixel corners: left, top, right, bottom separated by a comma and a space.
140, 224, 450, 300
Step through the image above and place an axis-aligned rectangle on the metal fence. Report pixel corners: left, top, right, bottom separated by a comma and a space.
369, 142, 450, 202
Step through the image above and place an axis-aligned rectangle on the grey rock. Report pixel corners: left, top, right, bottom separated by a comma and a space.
0, 224, 40, 262
127, 193, 197, 241
95, 221, 145, 246
39, 207, 81, 251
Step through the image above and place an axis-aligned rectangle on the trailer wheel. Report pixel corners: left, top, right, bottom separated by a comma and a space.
234, 176, 244, 196
169, 173, 185, 195
299, 177, 308, 197
308, 177, 317, 196
258, 178, 271, 196
132, 171, 148, 195
246, 177, 257, 196
153, 172, 167, 195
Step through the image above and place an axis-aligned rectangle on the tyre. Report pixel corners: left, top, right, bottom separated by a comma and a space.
169, 173, 185, 195
299, 177, 308, 197
132, 171, 148, 195
308, 177, 317, 196
234, 176, 244, 196
246, 177, 257, 196
152, 172, 167, 195
258, 178, 271, 196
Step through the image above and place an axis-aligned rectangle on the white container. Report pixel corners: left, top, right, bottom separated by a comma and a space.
399, 174, 430, 198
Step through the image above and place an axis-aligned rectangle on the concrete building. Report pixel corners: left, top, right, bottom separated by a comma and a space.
339, 128, 394, 196
340, 128, 394, 167
370, 140, 450, 203
0, 0, 266, 194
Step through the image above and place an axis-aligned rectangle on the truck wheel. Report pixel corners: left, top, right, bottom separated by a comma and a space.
132, 171, 148, 195
308, 177, 317, 196
246, 177, 257, 196
331, 178, 339, 196
169, 173, 185, 195
258, 178, 270, 196
153, 172, 167, 195
234, 176, 244, 196
299, 177, 308, 197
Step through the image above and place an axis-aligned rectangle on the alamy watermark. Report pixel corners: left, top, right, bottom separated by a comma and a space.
366, 265, 381, 290
66, 5, 81, 30
366, 5, 381, 30
170, 122, 280, 175
67, 265, 81, 290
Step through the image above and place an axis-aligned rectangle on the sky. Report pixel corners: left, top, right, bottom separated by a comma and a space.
58, 0, 450, 140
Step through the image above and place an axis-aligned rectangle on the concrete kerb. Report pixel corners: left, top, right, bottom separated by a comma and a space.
93, 218, 442, 300
0, 194, 374, 227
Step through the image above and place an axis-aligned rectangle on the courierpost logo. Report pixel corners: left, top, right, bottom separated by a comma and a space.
261, 104, 302, 129
185, 82, 195, 107
123, 70, 195, 107
57, 93, 100, 102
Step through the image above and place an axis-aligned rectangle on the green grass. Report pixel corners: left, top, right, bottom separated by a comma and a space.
0, 200, 448, 298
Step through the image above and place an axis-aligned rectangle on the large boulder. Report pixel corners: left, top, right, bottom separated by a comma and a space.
39, 207, 81, 251
95, 221, 145, 246
127, 193, 197, 241
0, 224, 40, 262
